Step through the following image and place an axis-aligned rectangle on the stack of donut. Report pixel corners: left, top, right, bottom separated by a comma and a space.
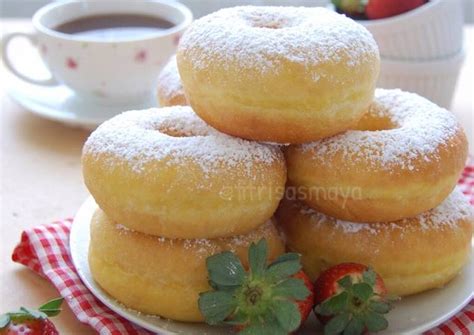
83, 6, 472, 324
81, 106, 287, 321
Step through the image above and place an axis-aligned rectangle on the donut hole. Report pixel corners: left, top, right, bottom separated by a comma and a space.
158, 127, 191, 137
154, 122, 209, 138
252, 20, 285, 29
353, 112, 396, 132
243, 12, 294, 29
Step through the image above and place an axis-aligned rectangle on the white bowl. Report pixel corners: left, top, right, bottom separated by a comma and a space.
358, 0, 464, 61
378, 49, 465, 108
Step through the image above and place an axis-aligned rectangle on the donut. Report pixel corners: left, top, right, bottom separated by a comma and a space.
285, 89, 468, 222
276, 188, 473, 296
89, 208, 285, 322
157, 56, 187, 107
82, 106, 286, 239
177, 6, 380, 144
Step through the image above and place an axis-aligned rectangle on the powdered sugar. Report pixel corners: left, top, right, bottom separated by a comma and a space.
120, 220, 275, 256
427, 187, 473, 228
226, 219, 275, 246
83, 106, 282, 176
302, 89, 462, 171
178, 220, 276, 256
183, 237, 216, 255
299, 187, 473, 234
157, 56, 185, 104
179, 6, 378, 77
115, 224, 130, 232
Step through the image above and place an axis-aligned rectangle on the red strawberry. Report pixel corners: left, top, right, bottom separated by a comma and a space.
198, 239, 314, 334
366, 0, 427, 20
332, 0, 427, 20
2, 318, 58, 335
314, 263, 395, 335
294, 271, 314, 324
0, 298, 63, 335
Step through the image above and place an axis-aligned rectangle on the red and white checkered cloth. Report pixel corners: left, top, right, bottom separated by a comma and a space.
12, 219, 152, 335
11, 164, 474, 335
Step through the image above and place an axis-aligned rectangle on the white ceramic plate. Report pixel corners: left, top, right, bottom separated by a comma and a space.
6, 74, 157, 131
70, 197, 474, 335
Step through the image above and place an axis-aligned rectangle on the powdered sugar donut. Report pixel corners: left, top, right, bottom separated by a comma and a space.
157, 56, 187, 106
89, 209, 285, 321
276, 188, 473, 296
177, 6, 380, 144
82, 106, 286, 238
285, 89, 468, 222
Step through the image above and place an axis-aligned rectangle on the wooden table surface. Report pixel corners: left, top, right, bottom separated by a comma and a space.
0, 19, 473, 334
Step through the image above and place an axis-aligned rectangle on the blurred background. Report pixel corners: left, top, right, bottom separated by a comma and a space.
1, 0, 472, 21
1, 0, 472, 136
1, 0, 472, 119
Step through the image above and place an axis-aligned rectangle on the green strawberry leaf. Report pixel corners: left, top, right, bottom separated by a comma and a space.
272, 300, 301, 332
4, 311, 29, 321
273, 278, 310, 300
343, 316, 365, 335
332, 0, 366, 14
318, 291, 349, 316
198, 291, 236, 325
352, 283, 373, 301
20, 307, 47, 320
265, 260, 301, 283
206, 251, 245, 287
359, 0, 369, 12
362, 268, 376, 286
223, 309, 248, 326
0, 314, 10, 329
268, 252, 300, 267
38, 297, 64, 317
369, 301, 392, 314
324, 312, 351, 335
331, 0, 342, 10
385, 294, 401, 303
249, 239, 267, 278
200, 238, 310, 332
337, 275, 352, 290
363, 311, 389, 332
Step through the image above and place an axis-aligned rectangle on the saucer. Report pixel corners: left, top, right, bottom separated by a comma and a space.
6, 75, 158, 130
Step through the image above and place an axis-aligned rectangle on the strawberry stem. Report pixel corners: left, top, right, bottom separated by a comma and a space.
198, 239, 311, 333
315, 269, 394, 335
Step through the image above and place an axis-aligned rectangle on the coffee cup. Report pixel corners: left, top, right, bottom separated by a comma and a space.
2, 0, 193, 105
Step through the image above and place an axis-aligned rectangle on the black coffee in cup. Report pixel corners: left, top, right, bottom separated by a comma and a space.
54, 14, 175, 40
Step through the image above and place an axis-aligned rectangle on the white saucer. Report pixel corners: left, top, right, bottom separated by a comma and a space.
70, 197, 474, 335
6, 75, 157, 130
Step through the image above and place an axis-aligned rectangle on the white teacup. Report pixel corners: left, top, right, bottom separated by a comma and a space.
2, 0, 193, 105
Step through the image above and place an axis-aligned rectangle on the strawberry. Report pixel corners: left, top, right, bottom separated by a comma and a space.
293, 271, 314, 323
332, 0, 368, 18
366, 0, 427, 20
0, 298, 63, 335
198, 239, 314, 334
314, 263, 395, 335
332, 0, 427, 20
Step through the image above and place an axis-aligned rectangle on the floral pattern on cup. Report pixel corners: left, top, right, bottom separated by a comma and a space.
1, 0, 193, 104
135, 50, 148, 63
173, 34, 181, 46
66, 57, 78, 69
